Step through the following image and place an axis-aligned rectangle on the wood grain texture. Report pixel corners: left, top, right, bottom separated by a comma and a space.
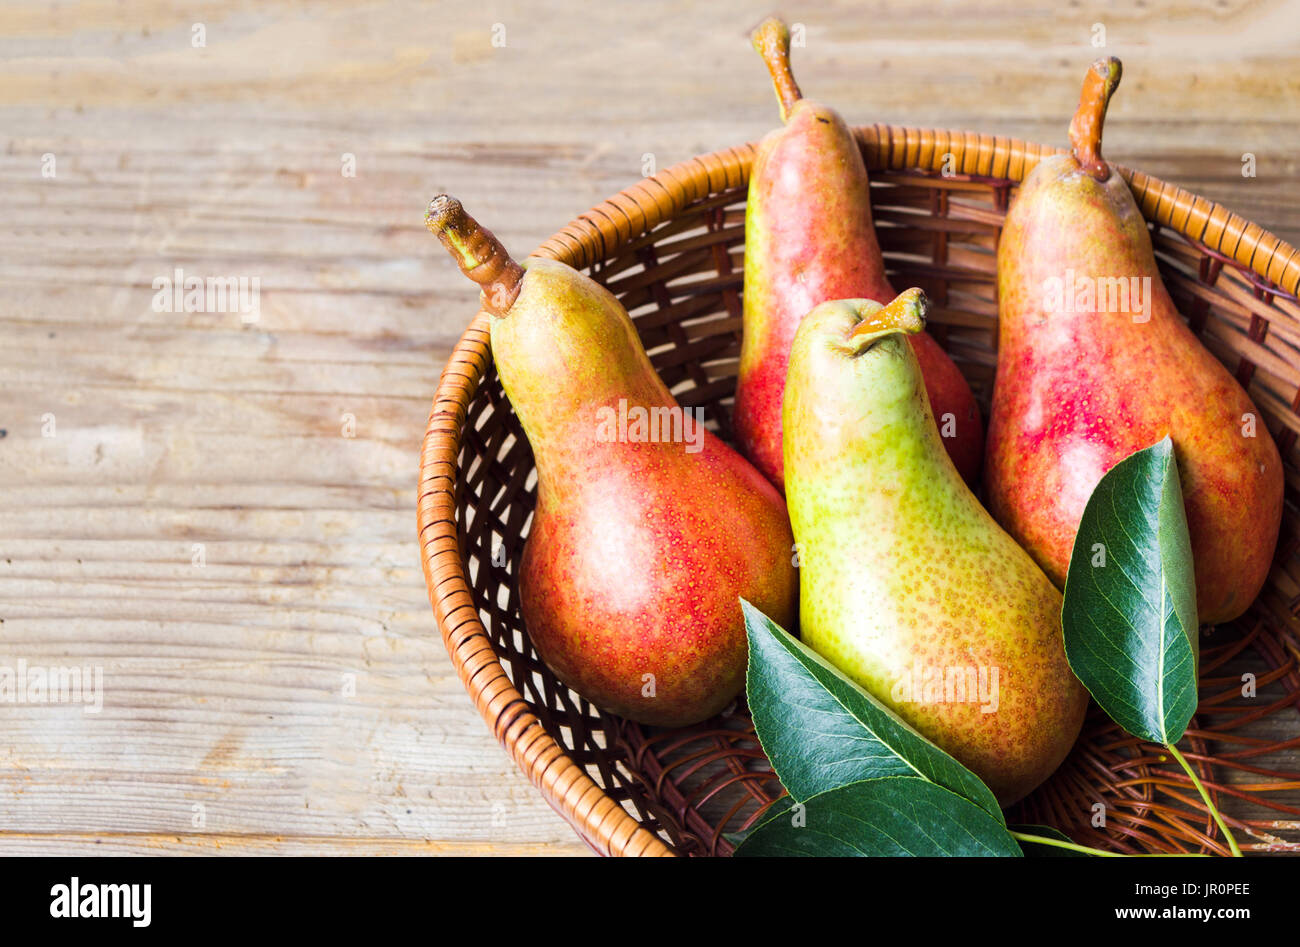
1, 0, 1298, 856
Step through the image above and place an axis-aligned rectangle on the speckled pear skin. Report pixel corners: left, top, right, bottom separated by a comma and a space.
986, 154, 1284, 625
492, 258, 798, 728
734, 100, 984, 492
784, 297, 1087, 804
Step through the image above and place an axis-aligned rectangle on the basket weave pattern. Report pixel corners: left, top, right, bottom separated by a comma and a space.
418, 126, 1300, 857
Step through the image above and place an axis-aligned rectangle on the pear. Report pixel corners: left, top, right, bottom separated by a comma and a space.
734, 16, 983, 492
426, 196, 797, 727
986, 59, 1283, 624
784, 289, 1087, 804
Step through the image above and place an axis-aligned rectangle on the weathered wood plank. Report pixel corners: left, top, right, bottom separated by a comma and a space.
1, 0, 1298, 855
0, 834, 591, 856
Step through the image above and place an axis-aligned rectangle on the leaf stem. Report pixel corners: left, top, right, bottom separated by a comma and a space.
1165, 742, 1243, 857
1008, 831, 1122, 857
1009, 831, 1212, 858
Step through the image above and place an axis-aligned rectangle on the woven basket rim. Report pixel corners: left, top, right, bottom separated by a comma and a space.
417, 123, 1299, 857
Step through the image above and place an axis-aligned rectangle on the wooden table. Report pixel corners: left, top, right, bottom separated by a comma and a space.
2, 0, 1298, 856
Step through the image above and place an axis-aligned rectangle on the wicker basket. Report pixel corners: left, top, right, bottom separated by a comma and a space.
417, 126, 1300, 857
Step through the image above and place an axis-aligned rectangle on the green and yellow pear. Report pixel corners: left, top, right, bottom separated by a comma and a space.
783, 289, 1087, 804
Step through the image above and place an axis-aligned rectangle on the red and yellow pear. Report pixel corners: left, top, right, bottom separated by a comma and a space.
986, 58, 1283, 624
734, 16, 983, 491
426, 195, 797, 727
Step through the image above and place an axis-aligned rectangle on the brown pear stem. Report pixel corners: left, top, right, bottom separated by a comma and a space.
425, 194, 524, 316
850, 288, 929, 338
752, 16, 802, 123
1068, 57, 1122, 182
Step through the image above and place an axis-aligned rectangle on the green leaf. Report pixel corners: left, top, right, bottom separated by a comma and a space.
740, 600, 1002, 822
1009, 824, 1091, 857
734, 778, 1021, 857
1061, 436, 1199, 745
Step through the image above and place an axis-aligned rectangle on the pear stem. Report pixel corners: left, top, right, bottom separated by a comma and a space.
425, 194, 524, 317
1067, 57, 1122, 182
752, 16, 802, 123
850, 287, 929, 338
